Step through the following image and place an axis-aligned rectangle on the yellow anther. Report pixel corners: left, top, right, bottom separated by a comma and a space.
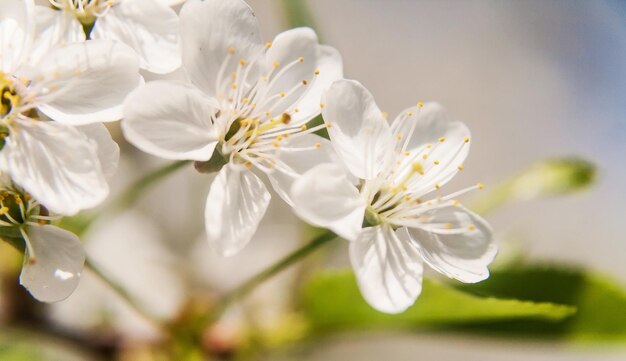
298, 56, 304, 62
294, 107, 299, 113
314, 69, 320, 75
416, 198, 422, 204
227, 47, 236, 54
453, 200, 460, 206
464, 137, 470, 143
314, 142, 321, 148
14, 195, 22, 204
404, 151, 410, 156
407, 111, 413, 116
242, 97, 249, 103
444, 223, 453, 230
434, 160, 440, 165
426, 143, 432, 148
320, 102, 325, 109
0, 206, 8, 215
325, 123, 332, 128
239, 59, 247, 66
279, 91, 286, 97
435, 183, 441, 189
467, 224, 476, 231
404, 195, 412, 202
382, 111, 388, 118
231, 83, 238, 89
265, 111, 271, 116
272, 141, 280, 148
24, 194, 31, 201
477, 183, 484, 190
412, 162, 424, 175
438, 137, 446, 142
417, 102, 424, 107
302, 79, 308, 85
422, 154, 428, 160
261, 76, 269, 81
396, 134, 402, 141
244, 161, 253, 169
276, 135, 284, 141
273, 60, 280, 68
281, 112, 291, 124
265, 42, 272, 48
457, 165, 464, 171
401, 185, 408, 191
300, 124, 308, 131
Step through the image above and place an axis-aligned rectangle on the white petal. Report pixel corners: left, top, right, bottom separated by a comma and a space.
264, 27, 343, 124
0, 0, 34, 72
0, 118, 109, 215
291, 162, 365, 241
29, 6, 84, 65
35, 40, 141, 125
179, 0, 263, 96
322, 79, 395, 180
78, 123, 120, 181
391, 102, 471, 195
205, 165, 271, 257
350, 225, 423, 314
406, 205, 497, 283
19, 225, 85, 303
267, 133, 334, 206
91, 0, 181, 74
122, 81, 220, 161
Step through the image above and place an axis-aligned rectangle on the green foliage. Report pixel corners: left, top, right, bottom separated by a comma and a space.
472, 157, 596, 214
301, 270, 575, 333
455, 265, 626, 342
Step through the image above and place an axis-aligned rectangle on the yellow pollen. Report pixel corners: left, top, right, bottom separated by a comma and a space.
281, 112, 291, 124
279, 91, 286, 97
273, 61, 280, 68
426, 143, 432, 148
412, 162, 424, 175
439, 137, 446, 142
298, 56, 304, 62
401, 185, 408, 191
422, 154, 428, 160
294, 107, 299, 112
320, 102, 325, 109
239, 59, 247, 66
325, 123, 332, 128
228, 47, 235, 54
24, 194, 31, 201
396, 134, 402, 141
265, 42, 272, 48
314, 69, 320, 75
464, 137, 470, 143
434, 160, 440, 165
0, 206, 8, 215
300, 124, 308, 131
272, 141, 280, 148
417, 102, 424, 107
264, 111, 271, 116
477, 183, 484, 190
453, 200, 460, 206
382, 111, 388, 118
302, 79, 308, 85
244, 161, 253, 169
457, 165, 464, 171
242, 97, 249, 103
14, 195, 22, 204
231, 83, 238, 89
404, 151, 410, 156
444, 223, 453, 229
416, 198, 422, 204
467, 224, 476, 231
407, 111, 413, 116
435, 183, 441, 189
314, 142, 321, 148
276, 135, 284, 141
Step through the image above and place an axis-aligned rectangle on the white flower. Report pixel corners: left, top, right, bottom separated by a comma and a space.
1, 0, 137, 215
122, 0, 342, 256
0, 176, 84, 303
291, 80, 497, 313
39, 0, 181, 73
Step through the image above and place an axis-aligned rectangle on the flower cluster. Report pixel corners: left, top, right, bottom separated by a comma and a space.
0, 0, 496, 313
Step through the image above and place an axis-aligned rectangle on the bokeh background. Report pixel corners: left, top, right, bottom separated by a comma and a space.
1, 0, 626, 360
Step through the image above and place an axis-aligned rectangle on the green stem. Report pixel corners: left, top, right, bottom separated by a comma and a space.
202, 230, 336, 325
84, 257, 167, 335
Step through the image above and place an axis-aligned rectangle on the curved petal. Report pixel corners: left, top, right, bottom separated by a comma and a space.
391, 102, 471, 196
406, 205, 497, 283
19, 225, 85, 303
91, 0, 181, 74
205, 165, 271, 257
179, 0, 263, 96
322, 79, 395, 180
122, 81, 219, 161
350, 225, 423, 314
0, 117, 109, 215
35, 40, 141, 124
0, 0, 35, 72
78, 123, 120, 181
29, 6, 85, 65
264, 27, 343, 124
267, 133, 334, 206
291, 162, 365, 241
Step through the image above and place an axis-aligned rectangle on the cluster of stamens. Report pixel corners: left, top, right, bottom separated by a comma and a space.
362, 105, 484, 232
49, 0, 116, 25
206, 45, 328, 173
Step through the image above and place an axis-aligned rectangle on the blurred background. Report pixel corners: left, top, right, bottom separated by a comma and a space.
1, 0, 626, 360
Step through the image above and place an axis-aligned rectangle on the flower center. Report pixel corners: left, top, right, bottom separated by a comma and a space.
0, 73, 21, 119
49, 0, 116, 26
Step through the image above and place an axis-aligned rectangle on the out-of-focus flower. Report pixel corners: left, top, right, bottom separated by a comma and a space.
122, 0, 342, 257
39, 0, 181, 73
291, 79, 497, 313
0, 175, 84, 303
48, 210, 185, 341
0, 0, 135, 215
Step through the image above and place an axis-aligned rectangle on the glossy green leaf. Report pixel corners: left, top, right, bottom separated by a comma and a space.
301, 270, 575, 333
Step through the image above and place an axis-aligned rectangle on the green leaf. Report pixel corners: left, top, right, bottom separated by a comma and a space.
301, 270, 575, 333
455, 265, 626, 342
471, 157, 596, 214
